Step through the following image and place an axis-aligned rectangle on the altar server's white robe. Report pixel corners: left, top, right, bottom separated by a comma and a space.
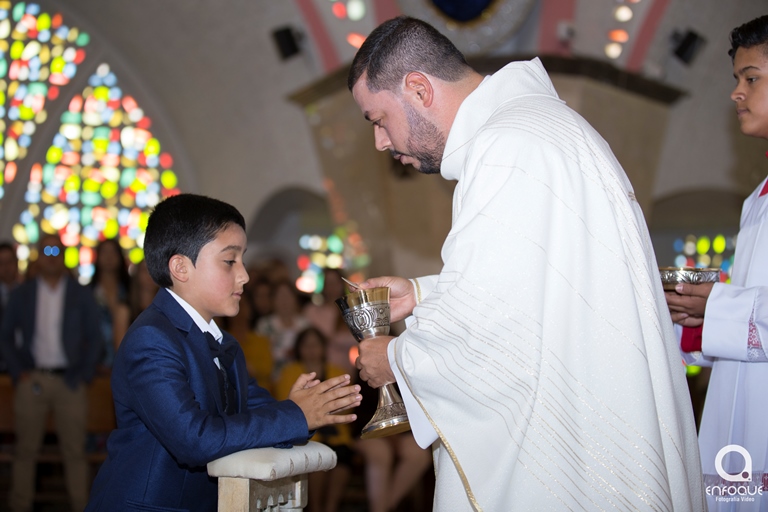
388, 59, 704, 511
689, 174, 768, 512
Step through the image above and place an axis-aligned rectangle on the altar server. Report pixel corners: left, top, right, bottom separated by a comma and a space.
666, 15, 768, 512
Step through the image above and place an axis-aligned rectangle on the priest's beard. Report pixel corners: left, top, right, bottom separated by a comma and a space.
399, 103, 444, 175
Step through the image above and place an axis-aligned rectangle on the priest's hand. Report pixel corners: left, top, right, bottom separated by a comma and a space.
664, 282, 714, 327
358, 276, 416, 322
357, 335, 396, 388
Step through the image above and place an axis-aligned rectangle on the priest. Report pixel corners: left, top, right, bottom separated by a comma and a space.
349, 16, 704, 511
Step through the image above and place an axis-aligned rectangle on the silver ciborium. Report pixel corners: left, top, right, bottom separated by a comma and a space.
336, 287, 411, 439
659, 267, 721, 291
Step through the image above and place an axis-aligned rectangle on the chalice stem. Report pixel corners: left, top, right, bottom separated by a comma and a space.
360, 383, 410, 439
378, 383, 402, 409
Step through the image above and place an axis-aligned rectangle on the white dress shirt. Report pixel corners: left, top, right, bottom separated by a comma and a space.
166, 288, 223, 368
32, 277, 68, 369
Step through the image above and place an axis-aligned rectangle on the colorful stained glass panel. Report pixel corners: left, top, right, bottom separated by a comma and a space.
13, 62, 181, 280
0, 1, 90, 203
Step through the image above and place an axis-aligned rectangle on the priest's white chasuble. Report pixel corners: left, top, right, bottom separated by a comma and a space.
389, 59, 704, 511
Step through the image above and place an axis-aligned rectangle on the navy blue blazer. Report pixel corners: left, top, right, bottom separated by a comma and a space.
86, 288, 310, 512
0, 275, 103, 389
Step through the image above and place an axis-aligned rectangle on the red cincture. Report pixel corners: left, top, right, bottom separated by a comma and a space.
761, 152, 768, 196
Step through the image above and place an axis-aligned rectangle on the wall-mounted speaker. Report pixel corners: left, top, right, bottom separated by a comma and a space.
672, 30, 706, 65
272, 26, 301, 60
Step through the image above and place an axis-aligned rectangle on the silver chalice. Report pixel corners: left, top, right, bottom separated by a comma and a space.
336, 287, 411, 439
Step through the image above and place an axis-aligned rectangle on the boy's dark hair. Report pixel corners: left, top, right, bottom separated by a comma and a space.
729, 15, 768, 59
144, 194, 245, 288
348, 16, 471, 93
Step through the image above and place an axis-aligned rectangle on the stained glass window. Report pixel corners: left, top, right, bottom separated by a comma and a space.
0, 0, 89, 201
670, 233, 735, 281
295, 222, 370, 294
12, 62, 180, 281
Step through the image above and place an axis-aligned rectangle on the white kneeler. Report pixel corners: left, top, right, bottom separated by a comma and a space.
207, 442, 337, 511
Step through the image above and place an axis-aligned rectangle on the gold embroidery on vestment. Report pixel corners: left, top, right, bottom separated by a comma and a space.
413, 278, 423, 304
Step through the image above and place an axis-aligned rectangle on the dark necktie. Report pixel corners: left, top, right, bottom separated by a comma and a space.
204, 332, 238, 415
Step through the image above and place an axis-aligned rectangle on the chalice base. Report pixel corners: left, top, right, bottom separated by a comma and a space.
360, 383, 411, 440
334, 289, 411, 439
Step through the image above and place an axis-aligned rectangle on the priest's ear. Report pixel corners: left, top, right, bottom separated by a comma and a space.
404, 72, 434, 108
168, 254, 191, 284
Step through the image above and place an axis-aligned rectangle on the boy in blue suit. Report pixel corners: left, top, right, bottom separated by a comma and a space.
86, 194, 362, 511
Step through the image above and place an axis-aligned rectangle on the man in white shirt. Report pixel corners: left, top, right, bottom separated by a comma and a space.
0, 234, 103, 512
349, 16, 704, 511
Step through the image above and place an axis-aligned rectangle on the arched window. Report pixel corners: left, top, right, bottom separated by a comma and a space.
0, 2, 183, 281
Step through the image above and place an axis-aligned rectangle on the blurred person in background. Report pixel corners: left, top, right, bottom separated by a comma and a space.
218, 289, 274, 393
0, 233, 103, 512
23, 257, 38, 282
90, 238, 131, 367
303, 269, 358, 375
248, 277, 273, 330
275, 327, 354, 512
264, 258, 291, 284
129, 259, 159, 322
355, 427, 432, 512
0, 242, 19, 372
353, 380, 432, 512
0, 242, 18, 312
256, 280, 309, 383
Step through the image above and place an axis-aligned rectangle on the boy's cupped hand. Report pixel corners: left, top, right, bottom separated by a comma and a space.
288, 373, 362, 431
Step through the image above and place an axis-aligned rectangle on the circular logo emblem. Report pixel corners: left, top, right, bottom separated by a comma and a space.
715, 445, 752, 482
